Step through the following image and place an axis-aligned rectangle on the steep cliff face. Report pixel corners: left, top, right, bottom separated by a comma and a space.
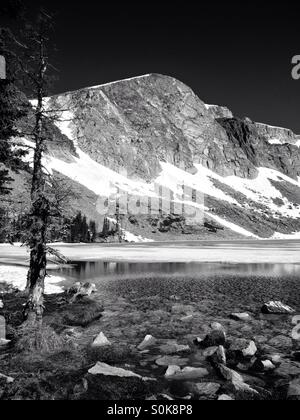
19, 73, 300, 240
48, 74, 271, 180
217, 118, 300, 180
255, 122, 300, 146
205, 104, 234, 119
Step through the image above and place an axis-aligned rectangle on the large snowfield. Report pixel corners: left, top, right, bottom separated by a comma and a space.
43, 146, 300, 240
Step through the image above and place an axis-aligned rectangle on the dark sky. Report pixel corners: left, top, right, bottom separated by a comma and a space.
3, 1, 300, 132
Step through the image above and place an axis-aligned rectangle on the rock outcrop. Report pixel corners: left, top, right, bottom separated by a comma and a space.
255, 122, 300, 146
47, 74, 300, 181
14, 73, 300, 240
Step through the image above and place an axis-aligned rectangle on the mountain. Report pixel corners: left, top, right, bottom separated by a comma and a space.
19, 74, 300, 241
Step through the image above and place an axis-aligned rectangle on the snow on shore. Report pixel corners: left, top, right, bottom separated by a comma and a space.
0, 265, 64, 294
271, 231, 300, 240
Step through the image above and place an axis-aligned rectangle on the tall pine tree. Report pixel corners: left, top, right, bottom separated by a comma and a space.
0, 2, 29, 238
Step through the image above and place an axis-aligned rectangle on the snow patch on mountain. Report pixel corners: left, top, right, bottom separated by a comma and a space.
106, 217, 154, 243
194, 164, 300, 219
205, 212, 259, 238
39, 141, 300, 238
54, 110, 76, 142
271, 231, 300, 240
157, 162, 237, 205
90, 74, 153, 91
268, 139, 283, 145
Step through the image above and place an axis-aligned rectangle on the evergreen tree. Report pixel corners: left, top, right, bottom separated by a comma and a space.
89, 220, 97, 243
0, 2, 29, 240
1, 6, 77, 328
0, 52, 28, 196
69, 212, 97, 243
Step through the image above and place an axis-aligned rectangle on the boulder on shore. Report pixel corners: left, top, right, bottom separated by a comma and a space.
198, 330, 226, 348
261, 301, 295, 315
138, 335, 157, 351
165, 365, 209, 380
230, 313, 251, 322
229, 339, 257, 358
88, 362, 153, 382
159, 342, 190, 355
92, 332, 111, 348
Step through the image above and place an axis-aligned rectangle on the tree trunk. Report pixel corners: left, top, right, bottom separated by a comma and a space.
25, 196, 49, 322
25, 33, 49, 322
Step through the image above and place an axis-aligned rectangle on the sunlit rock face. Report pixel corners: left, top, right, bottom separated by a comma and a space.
47, 74, 300, 182
255, 122, 300, 147
17, 74, 300, 240
48, 74, 236, 180
206, 104, 234, 119
43, 76, 232, 180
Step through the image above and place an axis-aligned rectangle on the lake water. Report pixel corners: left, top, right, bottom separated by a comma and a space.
54, 260, 300, 312
1, 240, 300, 310
2, 241, 300, 390
57, 260, 300, 281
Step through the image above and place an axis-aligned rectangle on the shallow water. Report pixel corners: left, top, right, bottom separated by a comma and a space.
52, 259, 300, 393
54, 261, 300, 311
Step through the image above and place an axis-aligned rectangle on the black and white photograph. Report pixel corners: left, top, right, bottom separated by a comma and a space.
0, 0, 300, 405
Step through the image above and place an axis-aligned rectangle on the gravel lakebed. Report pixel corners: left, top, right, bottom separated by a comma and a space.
1, 267, 300, 400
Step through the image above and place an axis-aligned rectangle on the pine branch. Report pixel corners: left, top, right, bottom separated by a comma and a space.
46, 246, 68, 264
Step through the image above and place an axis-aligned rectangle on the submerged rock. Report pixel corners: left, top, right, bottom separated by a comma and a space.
68, 282, 97, 302
165, 365, 209, 380
210, 346, 227, 365
262, 301, 295, 315
67, 282, 82, 295
159, 342, 190, 355
217, 365, 259, 398
229, 339, 257, 358
203, 346, 218, 358
211, 322, 225, 331
274, 361, 300, 379
156, 356, 189, 367
165, 365, 181, 378
0, 338, 11, 347
200, 330, 226, 348
0, 372, 14, 384
288, 379, 300, 400
171, 305, 195, 315
217, 365, 244, 383
60, 298, 104, 327
262, 353, 282, 366
88, 362, 152, 381
230, 313, 251, 322
138, 335, 157, 351
252, 359, 276, 372
92, 332, 111, 348
218, 394, 235, 401
188, 382, 221, 398
228, 379, 260, 398
268, 335, 293, 350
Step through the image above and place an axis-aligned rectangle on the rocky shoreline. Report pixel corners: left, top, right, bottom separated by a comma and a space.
0, 282, 300, 400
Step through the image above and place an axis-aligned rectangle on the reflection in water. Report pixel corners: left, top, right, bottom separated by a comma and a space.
52, 260, 300, 312
57, 261, 300, 282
